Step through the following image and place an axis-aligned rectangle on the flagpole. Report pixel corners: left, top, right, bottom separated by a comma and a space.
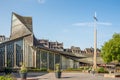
93, 12, 97, 70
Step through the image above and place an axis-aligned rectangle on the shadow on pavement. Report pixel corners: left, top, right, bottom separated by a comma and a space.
61, 77, 72, 78
0, 72, 49, 78
27, 72, 48, 78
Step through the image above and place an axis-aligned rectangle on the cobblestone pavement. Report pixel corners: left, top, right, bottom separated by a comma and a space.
16, 72, 120, 80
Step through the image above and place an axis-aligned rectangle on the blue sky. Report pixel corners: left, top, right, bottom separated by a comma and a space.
0, 0, 120, 49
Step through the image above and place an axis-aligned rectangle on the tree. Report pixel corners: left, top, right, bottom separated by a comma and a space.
101, 33, 120, 63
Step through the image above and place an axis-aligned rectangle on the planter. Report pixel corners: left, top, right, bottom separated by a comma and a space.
20, 73, 27, 79
55, 72, 61, 78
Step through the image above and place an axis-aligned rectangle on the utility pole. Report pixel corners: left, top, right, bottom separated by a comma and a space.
93, 12, 97, 70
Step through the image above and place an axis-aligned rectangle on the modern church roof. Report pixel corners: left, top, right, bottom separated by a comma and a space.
12, 12, 32, 32
10, 12, 33, 40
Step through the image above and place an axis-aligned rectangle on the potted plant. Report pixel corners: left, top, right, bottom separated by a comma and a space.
55, 63, 62, 78
19, 64, 27, 80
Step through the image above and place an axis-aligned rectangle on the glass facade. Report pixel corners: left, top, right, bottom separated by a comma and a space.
0, 46, 5, 67
36, 50, 40, 68
0, 39, 23, 68
16, 40, 23, 67
35, 49, 79, 70
36, 50, 61, 70
7, 42, 14, 67
41, 51, 47, 69
55, 54, 60, 64
0, 38, 79, 69
49, 52, 54, 70
36, 49, 79, 70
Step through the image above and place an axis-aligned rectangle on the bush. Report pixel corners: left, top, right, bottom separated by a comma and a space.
40, 68, 47, 71
4, 67, 12, 74
0, 75, 16, 80
28, 69, 41, 72
83, 67, 89, 70
79, 67, 84, 70
66, 68, 82, 71
97, 67, 108, 73
28, 68, 47, 72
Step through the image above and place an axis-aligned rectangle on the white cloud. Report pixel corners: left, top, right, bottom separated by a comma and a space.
73, 22, 93, 26
73, 22, 112, 27
38, 0, 45, 4
97, 22, 112, 26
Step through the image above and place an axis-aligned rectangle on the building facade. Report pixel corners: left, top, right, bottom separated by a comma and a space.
0, 35, 9, 43
0, 12, 79, 70
38, 39, 63, 51
38, 39, 49, 48
0, 35, 5, 43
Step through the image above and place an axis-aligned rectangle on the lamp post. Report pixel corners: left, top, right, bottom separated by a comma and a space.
93, 12, 97, 70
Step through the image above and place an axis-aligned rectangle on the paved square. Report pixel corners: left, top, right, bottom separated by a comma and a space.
16, 72, 120, 80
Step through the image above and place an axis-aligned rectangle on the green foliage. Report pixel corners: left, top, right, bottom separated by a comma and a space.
40, 68, 47, 71
83, 66, 89, 70
28, 68, 41, 72
98, 67, 104, 73
101, 33, 120, 63
27, 67, 49, 72
27, 68, 47, 72
65, 66, 91, 72
96, 67, 108, 73
0, 75, 16, 80
20, 65, 27, 73
4, 67, 12, 74
66, 68, 83, 71
79, 66, 91, 70
55, 64, 61, 72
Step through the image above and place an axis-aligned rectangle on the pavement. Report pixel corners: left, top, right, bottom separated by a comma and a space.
1, 72, 120, 80
17, 72, 120, 80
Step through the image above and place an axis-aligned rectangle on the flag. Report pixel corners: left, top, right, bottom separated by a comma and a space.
94, 16, 98, 21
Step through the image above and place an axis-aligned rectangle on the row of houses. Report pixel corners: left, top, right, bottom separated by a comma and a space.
0, 35, 9, 43
0, 35, 101, 56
